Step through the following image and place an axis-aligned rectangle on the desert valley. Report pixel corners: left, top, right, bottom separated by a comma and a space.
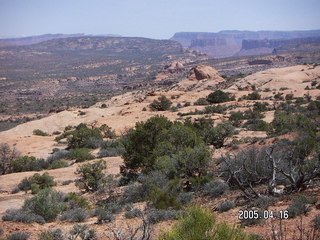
0, 28, 319, 240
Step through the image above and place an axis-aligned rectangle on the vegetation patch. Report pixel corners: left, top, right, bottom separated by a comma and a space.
18, 172, 56, 194
22, 188, 67, 222
67, 148, 94, 162
217, 200, 235, 212
75, 160, 107, 192
33, 129, 49, 136
206, 90, 235, 104
159, 205, 256, 240
2, 209, 45, 224
287, 196, 317, 218
149, 96, 172, 111
60, 208, 88, 222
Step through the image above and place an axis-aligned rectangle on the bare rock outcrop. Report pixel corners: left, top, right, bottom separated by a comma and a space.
164, 61, 184, 73
188, 65, 221, 80
171, 65, 224, 91
228, 64, 320, 91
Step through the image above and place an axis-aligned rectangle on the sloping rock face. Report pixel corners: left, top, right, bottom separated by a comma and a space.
188, 65, 221, 80
228, 64, 320, 91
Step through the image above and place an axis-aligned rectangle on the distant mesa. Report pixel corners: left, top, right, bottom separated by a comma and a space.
171, 30, 320, 58
236, 36, 320, 56
17, 36, 183, 53
190, 38, 227, 47
0, 33, 86, 46
0, 33, 124, 47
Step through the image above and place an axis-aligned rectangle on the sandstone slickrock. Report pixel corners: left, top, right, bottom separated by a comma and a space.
188, 65, 221, 80
228, 64, 320, 91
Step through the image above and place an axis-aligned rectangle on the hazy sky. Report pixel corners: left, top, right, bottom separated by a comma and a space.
0, 0, 319, 39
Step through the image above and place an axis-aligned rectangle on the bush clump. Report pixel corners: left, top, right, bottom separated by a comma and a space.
251, 195, 275, 209
217, 201, 235, 212
124, 208, 143, 219
203, 123, 235, 148
229, 112, 245, 127
98, 148, 123, 157
148, 187, 181, 210
147, 209, 183, 224
194, 97, 209, 106
253, 102, 269, 112
65, 193, 90, 210
18, 172, 56, 194
123, 183, 146, 203
99, 124, 116, 139
287, 196, 316, 218
100, 103, 107, 108
121, 115, 210, 180
22, 188, 66, 222
268, 111, 316, 136
206, 90, 234, 104
7, 232, 30, 240
75, 160, 107, 192
60, 208, 88, 222
177, 192, 194, 205
2, 209, 45, 224
313, 214, 320, 230
95, 208, 115, 224
49, 160, 68, 169
68, 224, 97, 240
159, 206, 211, 239
204, 105, 226, 114
244, 119, 270, 131
39, 229, 64, 240
242, 91, 261, 100
62, 180, 73, 185
105, 201, 124, 214
98, 139, 125, 157
47, 150, 69, 163
68, 148, 94, 162
67, 123, 103, 149
0, 143, 20, 175
149, 96, 172, 111
33, 129, 49, 136
11, 156, 49, 172
243, 109, 265, 120
159, 206, 241, 240
203, 181, 229, 198
11, 186, 20, 194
